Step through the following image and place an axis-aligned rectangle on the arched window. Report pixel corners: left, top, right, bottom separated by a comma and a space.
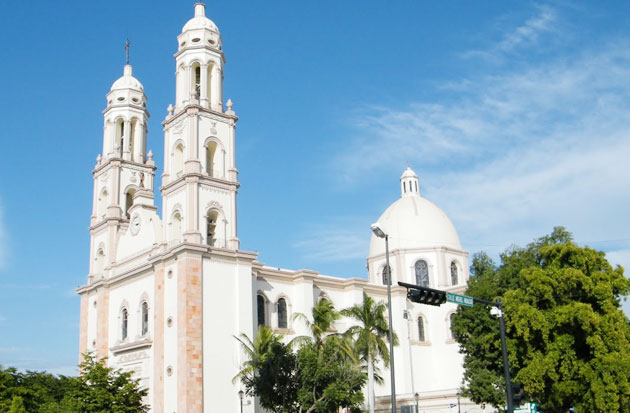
449, 313, 456, 340
193, 63, 201, 99
130, 119, 137, 157
382, 265, 391, 285
206, 64, 213, 103
415, 260, 429, 287
173, 143, 184, 178
125, 188, 136, 219
141, 302, 149, 336
206, 141, 218, 177
98, 188, 108, 220
206, 210, 219, 246
418, 317, 425, 342
450, 261, 458, 285
116, 119, 125, 157
170, 211, 183, 242
277, 298, 287, 329
121, 308, 128, 341
95, 248, 105, 274
257, 295, 266, 327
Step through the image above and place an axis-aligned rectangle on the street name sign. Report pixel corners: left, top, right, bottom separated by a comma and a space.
446, 292, 473, 307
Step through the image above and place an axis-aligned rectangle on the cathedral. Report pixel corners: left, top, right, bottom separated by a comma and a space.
77, 4, 482, 412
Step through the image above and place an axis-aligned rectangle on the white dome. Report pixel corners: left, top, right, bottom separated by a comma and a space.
369, 174, 462, 257
110, 65, 144, 92
182, 3, 219, 33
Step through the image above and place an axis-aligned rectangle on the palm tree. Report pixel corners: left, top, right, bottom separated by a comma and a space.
293, 297, 341, 347
233, 324, 283, 383
341, 292, 398, 413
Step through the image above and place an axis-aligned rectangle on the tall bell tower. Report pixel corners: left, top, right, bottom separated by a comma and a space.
89, 60, 156, 283
161, 2, 239, 250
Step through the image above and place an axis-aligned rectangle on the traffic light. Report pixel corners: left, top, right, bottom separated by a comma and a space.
406, 286, 447, 306
511, 382, 525, 405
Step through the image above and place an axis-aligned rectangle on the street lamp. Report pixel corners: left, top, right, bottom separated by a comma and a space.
238, 390, 244, 413
371, 222, 397, 413
414, 392, 419, 413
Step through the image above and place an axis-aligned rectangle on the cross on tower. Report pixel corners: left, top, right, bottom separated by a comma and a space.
125, 39, 130, 65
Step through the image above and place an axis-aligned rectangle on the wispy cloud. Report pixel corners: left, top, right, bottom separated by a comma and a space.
329, 10, 630, 262
463, 4, 558, 60
293, 224, 368, 262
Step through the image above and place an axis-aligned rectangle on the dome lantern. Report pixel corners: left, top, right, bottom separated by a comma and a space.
400, 167, 420, 197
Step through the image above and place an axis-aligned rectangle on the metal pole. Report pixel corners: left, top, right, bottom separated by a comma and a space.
497, 299, 514, 413
406, 311, 416, 408
385, 235, 397, 413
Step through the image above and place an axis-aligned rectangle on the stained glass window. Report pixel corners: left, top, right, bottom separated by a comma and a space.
277, 298, 287, 329
418, 317, 425, 342
121, 308, 128, 340
382, 265, 391, 285
450, 262, 458, 285
141, 302, 149, 336
415, 260, 429, 287
257, 295, 266, 327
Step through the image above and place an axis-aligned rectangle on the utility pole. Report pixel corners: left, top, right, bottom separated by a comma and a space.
496, 300, 514, 413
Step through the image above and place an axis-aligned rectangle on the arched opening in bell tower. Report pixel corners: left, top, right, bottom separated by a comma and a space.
125, 188, 136, 219
172, 142, 184, 178
97, 188, 109, 220
206, 210, 219, 246
129, 119, 137, 159
169, 211, 183, 243
206, 63, 213, 106
192, 62, 201, 101
116, 119, 125, 158
206, 141, 217, 177
94, 248, 105, 275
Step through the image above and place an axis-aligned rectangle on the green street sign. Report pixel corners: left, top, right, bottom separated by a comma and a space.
446, 292, 473, 307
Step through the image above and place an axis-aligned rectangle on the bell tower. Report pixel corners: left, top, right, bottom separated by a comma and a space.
89, 59, 156, 282
161, 2, 239, 249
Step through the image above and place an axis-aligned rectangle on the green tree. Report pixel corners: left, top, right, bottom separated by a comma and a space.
63, 354, 148, 413
8, 396, 26, 413
293, 298, 341, 347
452, 227, 630, 412
341, 292, 398, 413
296, 339, 365, 413
234, 325, 299, 413
236, 302, 367, 413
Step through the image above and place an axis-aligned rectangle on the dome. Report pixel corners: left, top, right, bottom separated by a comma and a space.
110, 65, 144, 92
369, 169, 462, 257
182, 3, 219, 33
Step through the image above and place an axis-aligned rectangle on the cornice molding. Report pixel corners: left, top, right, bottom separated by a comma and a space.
110, 338, 153, 355
163, 103, 236, 127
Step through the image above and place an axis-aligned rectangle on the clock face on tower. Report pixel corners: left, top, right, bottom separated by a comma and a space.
130, 213, 141, 236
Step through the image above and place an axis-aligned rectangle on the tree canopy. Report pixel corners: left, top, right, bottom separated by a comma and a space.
235, 299, 378, 413
0, 354, 148, 413
452, 227, 630, 412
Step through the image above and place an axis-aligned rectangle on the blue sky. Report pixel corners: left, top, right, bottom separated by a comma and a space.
0, 1, 629, 375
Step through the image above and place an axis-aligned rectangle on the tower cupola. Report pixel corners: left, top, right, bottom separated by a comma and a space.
400, 167, 420, 197
174, 3, 224, 111
106, 64, 146, 110
102, 62, 150, 163
178, 2, 222, 52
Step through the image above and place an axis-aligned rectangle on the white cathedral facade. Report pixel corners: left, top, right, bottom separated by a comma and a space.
77, 4, 484, 412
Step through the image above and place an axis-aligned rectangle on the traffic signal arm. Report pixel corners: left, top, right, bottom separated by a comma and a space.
398, 282, 447, 306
